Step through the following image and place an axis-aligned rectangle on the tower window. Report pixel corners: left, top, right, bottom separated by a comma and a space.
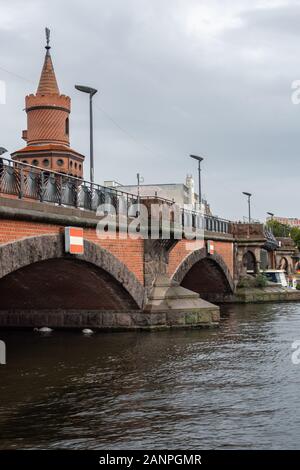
43, 159, 50, 167
32, 159, 39, 167
57, 159, 64, 167
65, 117, 69, 136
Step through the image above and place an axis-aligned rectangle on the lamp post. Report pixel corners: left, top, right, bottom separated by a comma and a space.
75, 85, 98, 183
0, 147, 8, 156
189, 154, 204, 209
266, 212, 275, 267
137, 173, 144, 216
242, 192, 252, 223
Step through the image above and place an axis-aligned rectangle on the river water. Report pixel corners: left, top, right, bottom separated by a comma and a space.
1, 303, 300, 449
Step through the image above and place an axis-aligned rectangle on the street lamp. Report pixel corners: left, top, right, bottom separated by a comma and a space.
242, 192, 252, 223
189, 154, 204, 208
75, 85, 98, 183
0, 147, 8, 156
267, 212, 274, 219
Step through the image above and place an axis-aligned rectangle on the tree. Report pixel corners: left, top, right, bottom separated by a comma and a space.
290, 227, 300, 250
266, 220, 300, 250
266, 220, 290, 237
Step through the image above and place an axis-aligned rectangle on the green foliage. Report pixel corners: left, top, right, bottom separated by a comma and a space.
238, 273, 268, 289
237, 276, 253, 288
290, 227, 300, 250
266, 220, 300, 250
266, 220, 290, 237
254, 273, 268, 288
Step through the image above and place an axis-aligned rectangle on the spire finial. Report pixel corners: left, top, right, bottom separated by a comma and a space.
45, 27, 50, 51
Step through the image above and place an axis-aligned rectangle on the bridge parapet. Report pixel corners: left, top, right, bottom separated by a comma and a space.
277, 237, 297, 249
230, 222, 267, 239
230, 222, 278, 249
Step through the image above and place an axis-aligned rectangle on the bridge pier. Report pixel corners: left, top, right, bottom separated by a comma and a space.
144, 275, 220, 327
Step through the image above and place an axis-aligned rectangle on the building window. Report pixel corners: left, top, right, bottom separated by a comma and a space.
79, 164, 82, 171
65, 118, 69, 136
57, 159, 64, 167
74, 162, 78, 169
22, 160, 28, 164
43, 159, 50, 167
70, 161, 73, 167
32, 159, 39, 166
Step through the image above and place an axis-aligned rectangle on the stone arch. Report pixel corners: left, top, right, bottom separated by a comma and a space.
0, 234, 144, 308
172, 247, 234, 300
242, 250, 256, 271
278, 256, 288, 272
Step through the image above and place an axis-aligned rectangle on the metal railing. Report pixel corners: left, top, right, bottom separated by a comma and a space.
0, 157, 138, 215
263, 225, 279, 249
141, 196, 231, 234
0, 157, 231, 234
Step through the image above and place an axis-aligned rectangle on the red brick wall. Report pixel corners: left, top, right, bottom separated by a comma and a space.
213, 241, 234, 276
168, 240, 204, 277
0, 219, 144, 284
0, 219, 234, 285
168, 239, 234, 277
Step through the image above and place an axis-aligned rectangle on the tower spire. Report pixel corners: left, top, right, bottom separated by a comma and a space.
45, 27, 51, 52
37, 27, 59, 95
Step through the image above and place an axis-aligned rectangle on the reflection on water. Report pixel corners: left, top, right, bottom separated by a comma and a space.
1, 303, 300, 449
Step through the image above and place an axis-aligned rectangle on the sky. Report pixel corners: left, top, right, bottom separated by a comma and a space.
0, 0, 300, 221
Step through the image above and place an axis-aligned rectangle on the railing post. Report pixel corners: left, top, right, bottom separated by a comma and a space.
40, 171, 44, 202
74, 184, 78, 208
58, 175, 62, 205
19, 167, 24, 199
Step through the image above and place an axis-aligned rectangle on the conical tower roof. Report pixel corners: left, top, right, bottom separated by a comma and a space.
37, 28, 59, 94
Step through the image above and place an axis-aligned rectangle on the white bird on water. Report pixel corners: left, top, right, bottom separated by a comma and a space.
82, 329, 94, 335
33, 327, 53, 333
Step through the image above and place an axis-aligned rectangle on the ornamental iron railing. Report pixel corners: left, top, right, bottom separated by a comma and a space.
0, 157, 231, 234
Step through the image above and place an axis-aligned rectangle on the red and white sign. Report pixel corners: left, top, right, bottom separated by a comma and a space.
207, 240, 215, 255
65, 227, 84, 254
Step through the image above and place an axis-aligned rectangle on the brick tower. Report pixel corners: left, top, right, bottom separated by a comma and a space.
11, 28, 85, 178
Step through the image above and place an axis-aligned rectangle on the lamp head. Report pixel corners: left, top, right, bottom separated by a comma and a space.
75, 85, 98, 96
242, 192, 252, 197
189, 154, 204, 162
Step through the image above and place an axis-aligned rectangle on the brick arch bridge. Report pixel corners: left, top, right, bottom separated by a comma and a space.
0, 234, 145, 310
0, 182, 295, 328
171, 247, 235, 302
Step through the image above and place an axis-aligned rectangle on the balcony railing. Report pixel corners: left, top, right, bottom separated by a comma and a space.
0, 157, 231, 234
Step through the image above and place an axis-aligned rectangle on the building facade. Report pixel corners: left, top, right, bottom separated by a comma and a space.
104, 175, 212, 215
267, 217, 300, 227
